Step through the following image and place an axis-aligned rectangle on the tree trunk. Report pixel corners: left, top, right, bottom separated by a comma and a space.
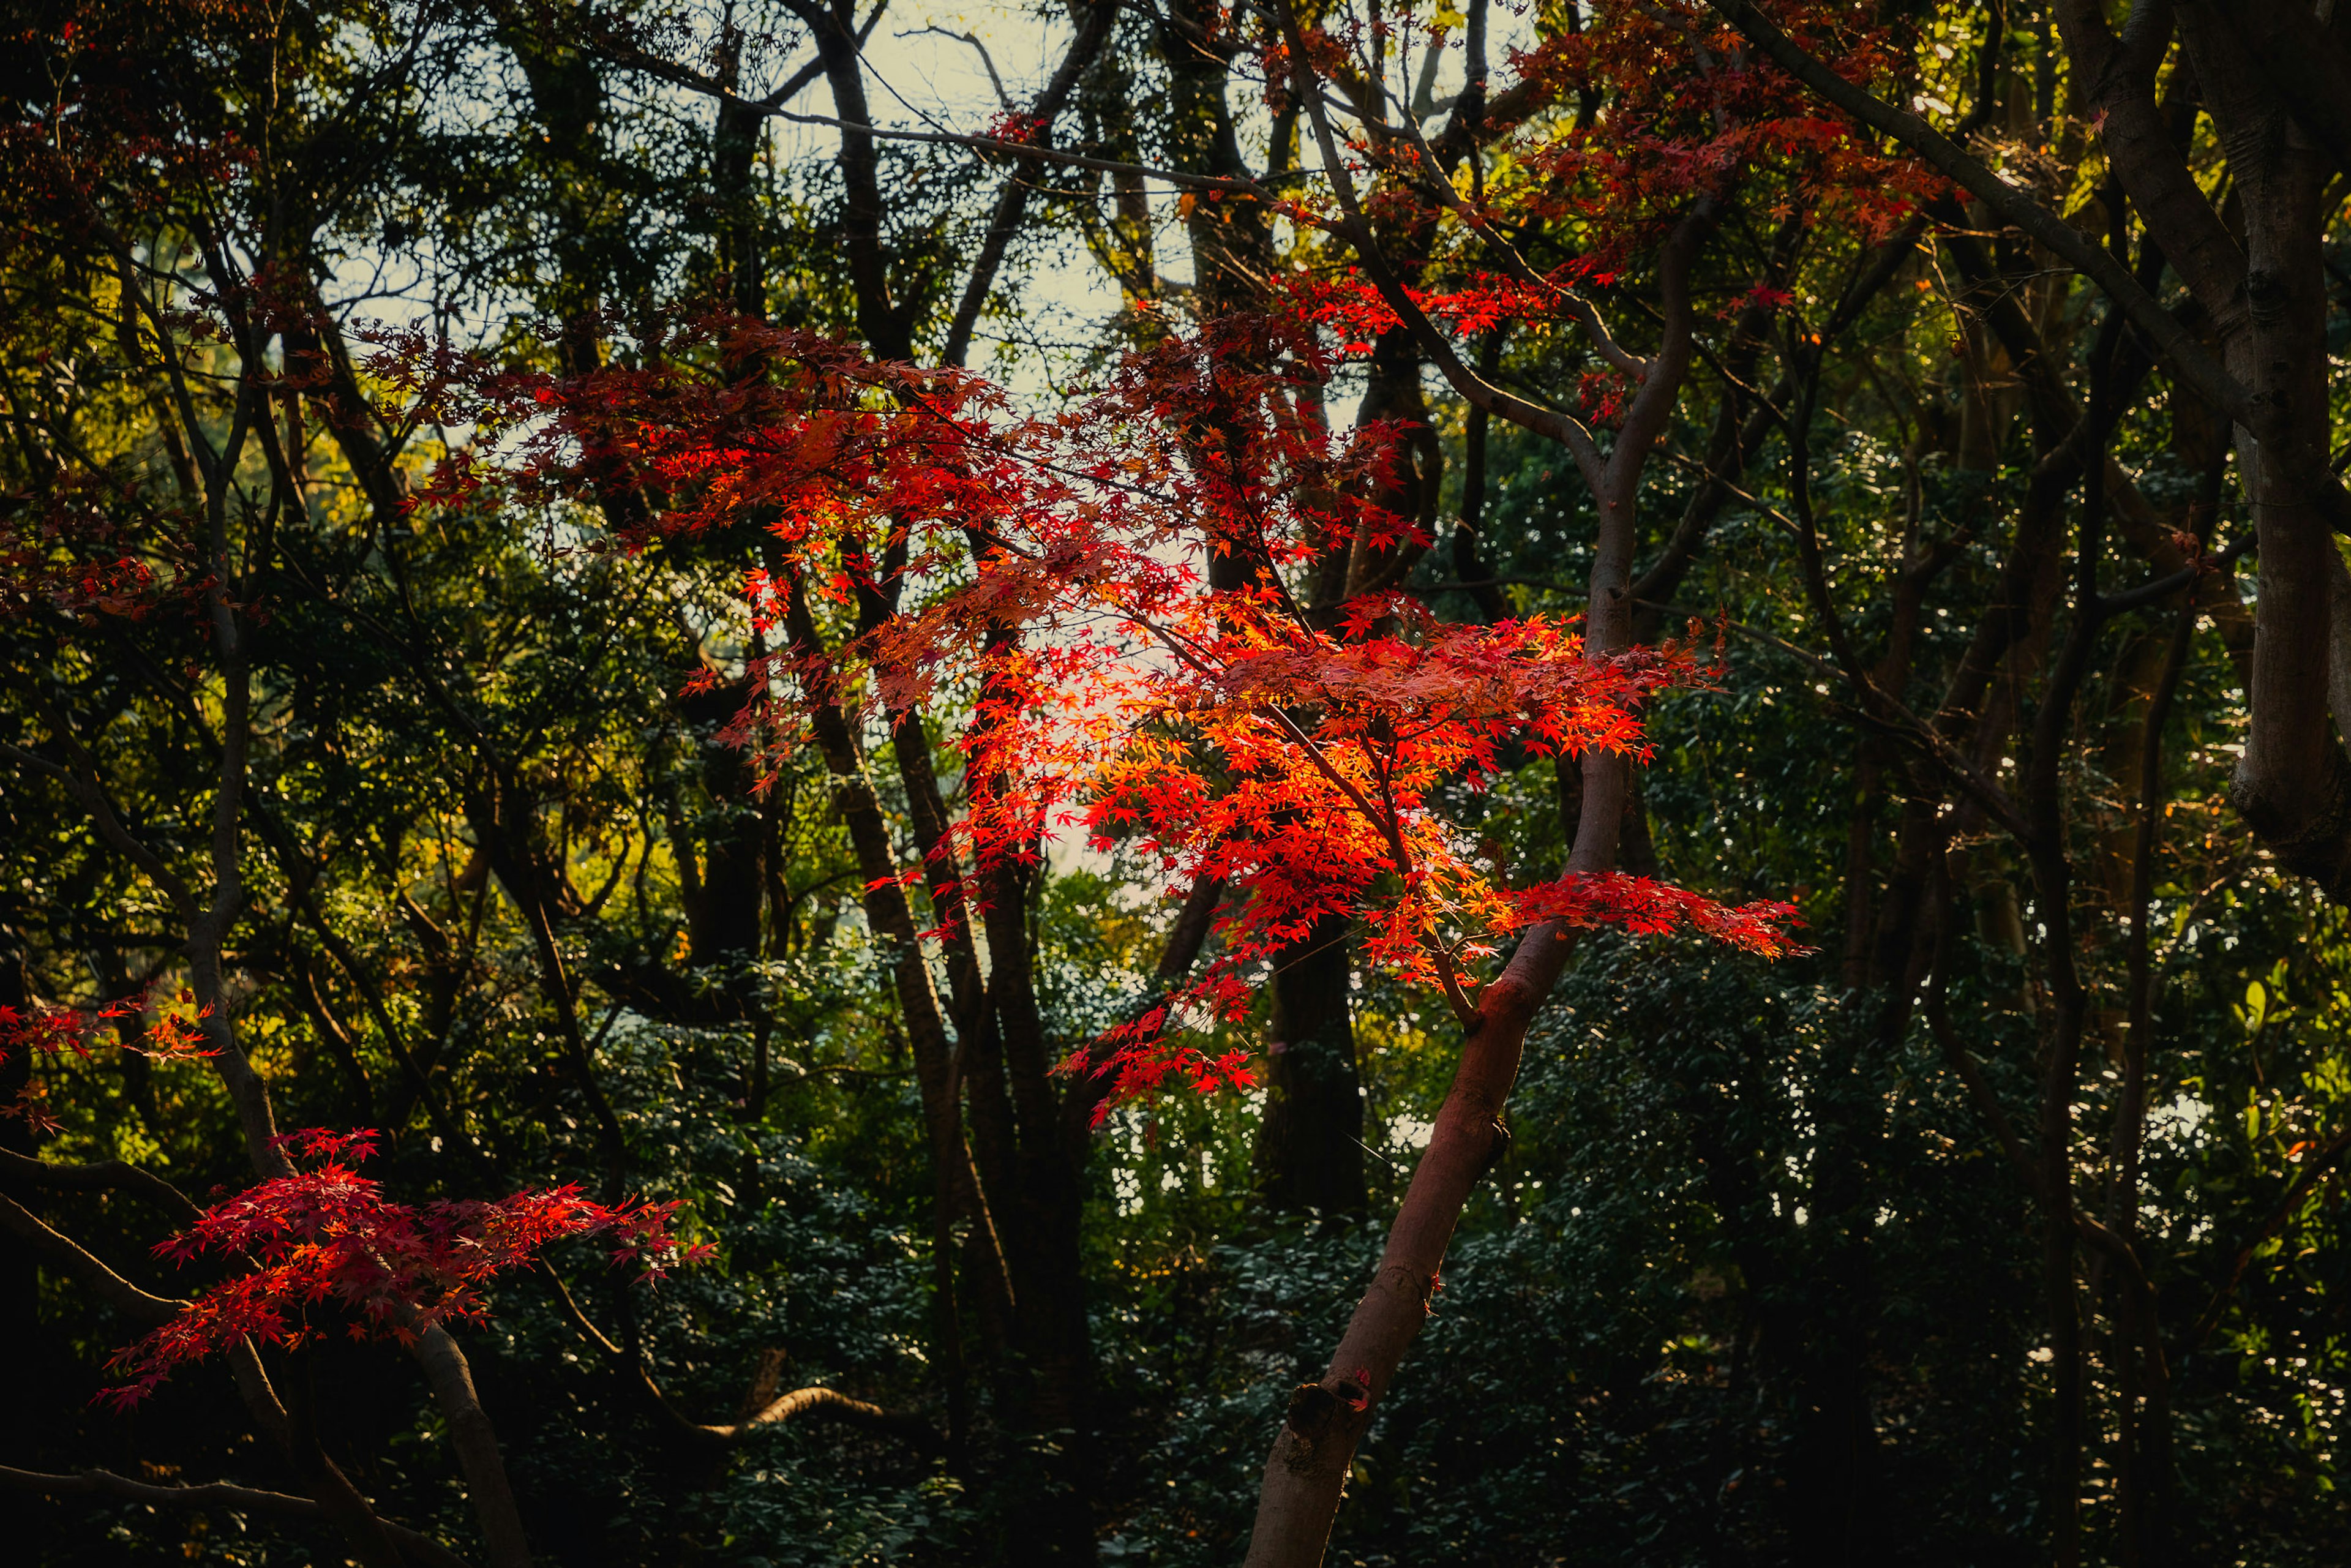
1254, 912, 1369, 1214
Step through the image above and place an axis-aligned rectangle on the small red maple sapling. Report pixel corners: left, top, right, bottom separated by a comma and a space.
103, 1128, 705, 1409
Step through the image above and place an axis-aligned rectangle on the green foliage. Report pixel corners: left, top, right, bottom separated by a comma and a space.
9, 3, 2351, 1566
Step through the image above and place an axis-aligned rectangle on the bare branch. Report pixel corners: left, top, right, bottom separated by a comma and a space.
0, 1149, 200, 1224
899, 26, 1012, 110
0, 1466, 476, 1568
0, 1191, 182, 1326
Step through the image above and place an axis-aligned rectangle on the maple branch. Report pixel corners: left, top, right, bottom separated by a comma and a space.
1343, 56, 1649, 384
1058, 876, 1232, 1148
1338, 69, 1597, 331
6, 665, 283, 1178
0, 1466, 476, 1568
0, 1185, 419, 1564
0, 1190, 183, 1326
538, 1260, 626, 1356
585, 7, 868, 117
1608, 198, 1716, 478
1626, 211, 1931, 590
940, 0, 1114, 359
1420, 935, 1481, 1031
0, 1148, 201, 1224
1704, 0, 2251, 427
598, 32, 1291, 209
1214, 682, 1479, 1030
1250, 706, 1428, 898
899, 26, 1011, 109
945, 0, 1118, 360
1157, 876, 1227, 986
1371, 741, 1481, 1029
394, 1313, 534, 1568
223, 1340, 296, 1457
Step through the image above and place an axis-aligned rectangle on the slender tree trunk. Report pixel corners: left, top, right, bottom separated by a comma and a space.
1256, 912, 1369, 1214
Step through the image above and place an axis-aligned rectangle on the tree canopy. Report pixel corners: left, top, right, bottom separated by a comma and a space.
6, 2, 2351, 1564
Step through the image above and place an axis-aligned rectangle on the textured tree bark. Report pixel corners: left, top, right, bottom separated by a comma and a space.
2208, 0, 2351, 175
1160, 0, 1278, 317
1237, 921, 1581, 1568
786, 0, 913, 362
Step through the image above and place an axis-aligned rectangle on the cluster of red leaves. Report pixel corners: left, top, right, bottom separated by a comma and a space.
1246, 1, 1948, 326
105, 1129, 706, 1409
0, 992, 217, 1135
1721, 280, 1797, 318
1513, 872, 1801, 957
0, 481, 206, 626
1280, 270, 1580, 356
0, 994, 214, 1060
0, 542, 160, 620
1051, 593, 1804, 1120
1504, 1, 1948, 247
980, 110, 1049, 146
1087, 595, 1675, 963
384, 318, 1020, 580
1069, 1036, 1262, 1125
